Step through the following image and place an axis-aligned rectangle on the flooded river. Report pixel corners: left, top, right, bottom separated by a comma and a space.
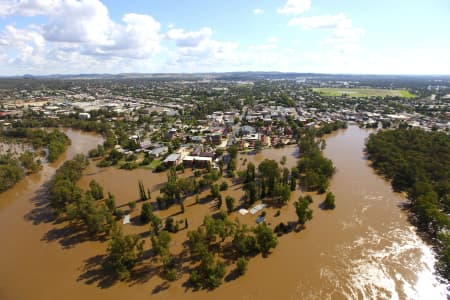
0, 126, 447, 299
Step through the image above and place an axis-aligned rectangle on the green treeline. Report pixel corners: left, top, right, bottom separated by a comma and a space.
48, 154, 117, 236
2, 128, 71, 162
10, 116, 110, 135
366, 128, 450, 279
0, 151, 43, 194
315, 121, 348, 137
0, 155, 24, 193
297, 130, 335, 193
187, 214, 277, 289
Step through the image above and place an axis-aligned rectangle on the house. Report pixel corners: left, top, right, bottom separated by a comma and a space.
190, 136, 204, 143
209, 133, 222, 145
241, 125, 256, 135
164, 153, 181, 166
166, 128, 178, 139
149, 146, 168, 158
139, 140, 152, 150
182, 155, 212, 168
79, 112, 91, 120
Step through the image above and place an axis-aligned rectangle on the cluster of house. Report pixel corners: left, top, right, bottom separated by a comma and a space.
163, 144, 216, 168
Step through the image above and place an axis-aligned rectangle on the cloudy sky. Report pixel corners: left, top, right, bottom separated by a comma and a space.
0, 0, 449, 75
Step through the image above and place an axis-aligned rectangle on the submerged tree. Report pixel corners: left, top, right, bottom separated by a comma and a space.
104, 229, 144, 280
323, 192, 336, 209
294, 196, 313, 227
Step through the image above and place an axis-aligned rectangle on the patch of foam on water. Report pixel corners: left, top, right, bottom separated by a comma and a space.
363, 193, 384, 202
341, 226, 448, 300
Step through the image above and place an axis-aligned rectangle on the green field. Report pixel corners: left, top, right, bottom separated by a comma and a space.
313, 88, 417, 98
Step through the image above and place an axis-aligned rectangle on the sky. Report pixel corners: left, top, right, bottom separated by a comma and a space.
0, 0, 449, 75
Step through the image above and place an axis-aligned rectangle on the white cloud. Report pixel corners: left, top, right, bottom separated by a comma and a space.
43, 0, 112, 44
0, 25, 46, 64
253, 8, 263, 15
0, 0, 162, 61
289, 13, 364, 53
0, 0, 164, 74
8, 0, 61, 16
0, 0, 17, 16
81, 13, 161, 59
267, 36, 278, 43
167, 27, 213, 47
165, 27, 238, 71
288, 14, 352, 30
277, 0, 311, 15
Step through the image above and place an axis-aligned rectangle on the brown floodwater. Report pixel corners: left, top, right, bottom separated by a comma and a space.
0, 126, 447, 300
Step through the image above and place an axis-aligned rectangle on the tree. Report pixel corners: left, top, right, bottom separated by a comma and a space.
232, 224, 259, 256
282, 167, 289, 186
88, 180, 104, 200
217, 195, 223, 209
19, 151, 42, 173
138, 180, 148, 201
104, 229, 144, 280
151, 230, 171, 267
225, 195, 235, 213
254, 140, 263, 153
190, 251, 226, 289
165, 217, 178, 233
245, 162, 256, 183
227, 145, 238, 159
236, 257, 248, 275
290, 167, 299, 191
294, 196, 313, 227
210, 183, 220, 199
149, 213, 162, 234
258, 159, 281, 197
128, 201, 136, 212
323, 192, 336, 209
78, 192, 110, 236
253, 222, 278, 255
219, 181, 228, 191
140, 202, 153, 223
105, 193, 116, 212
246, 181, 258, 206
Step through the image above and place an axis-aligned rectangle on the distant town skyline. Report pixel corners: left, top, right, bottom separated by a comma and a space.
0, 0, 449, 76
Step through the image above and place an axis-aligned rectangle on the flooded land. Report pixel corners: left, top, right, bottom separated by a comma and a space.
0, 126, 447, 300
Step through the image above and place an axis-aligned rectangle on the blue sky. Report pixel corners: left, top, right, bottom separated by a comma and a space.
0, 0, 449, 75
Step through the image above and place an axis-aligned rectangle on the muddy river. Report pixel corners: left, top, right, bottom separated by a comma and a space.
0, 126, 447, 299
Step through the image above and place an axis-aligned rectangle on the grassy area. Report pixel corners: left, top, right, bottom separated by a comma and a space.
313, 88, 417, 98
141, 158, 162, 170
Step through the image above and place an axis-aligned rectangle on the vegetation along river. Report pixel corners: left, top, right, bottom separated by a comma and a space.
0, 126, 447, 299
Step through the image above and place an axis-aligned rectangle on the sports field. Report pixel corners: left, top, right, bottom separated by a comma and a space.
313, 88, 417, 98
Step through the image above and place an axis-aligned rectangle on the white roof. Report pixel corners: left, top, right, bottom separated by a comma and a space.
238, 209, 249, 215
164, 153, 181, 162
123, 215, 131, 225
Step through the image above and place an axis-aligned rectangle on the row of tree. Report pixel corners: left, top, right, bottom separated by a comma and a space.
0, 154, 24, 193
48, 154, 121, 236
297, 130, 335, 193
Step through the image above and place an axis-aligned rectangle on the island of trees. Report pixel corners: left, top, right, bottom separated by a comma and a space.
366, 128, 450, 279
0, 128, 70, 193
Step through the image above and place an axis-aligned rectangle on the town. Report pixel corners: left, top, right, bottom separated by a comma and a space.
1, 74, 449, 166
